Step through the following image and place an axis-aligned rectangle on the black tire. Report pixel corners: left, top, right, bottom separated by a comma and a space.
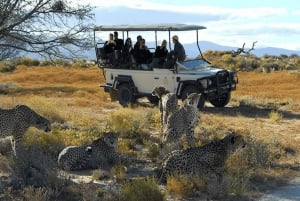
181, 85, 206, 109
147, 96, 159, 105
109, 89, 118, 101
118, 83, 136, 107
209, 92, 231, 107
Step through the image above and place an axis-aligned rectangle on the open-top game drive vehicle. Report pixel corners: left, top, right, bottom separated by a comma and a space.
94, 23, 238, 108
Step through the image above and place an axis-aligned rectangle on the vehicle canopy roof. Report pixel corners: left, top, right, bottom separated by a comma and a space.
93, 23, 206, 32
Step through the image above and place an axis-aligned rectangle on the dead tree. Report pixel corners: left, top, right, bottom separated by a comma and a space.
231, 43, 245, 56
0, 0, 94, 60
244, 41, 257, 55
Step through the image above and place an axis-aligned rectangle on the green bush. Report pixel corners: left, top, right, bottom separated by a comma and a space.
0, 62, 16, 72
120, 178, 165, 201
107, 108, 155, 138
14, 57, 40, 66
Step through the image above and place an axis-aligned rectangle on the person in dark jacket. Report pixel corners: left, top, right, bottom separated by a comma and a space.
172, 35, 186, 62
154, 39, 168, 59
103, 33, 116, 54
123, 37, 135, 64
133, 35, 142, 53
134, 38, 152, 64
113, 31, 124, 51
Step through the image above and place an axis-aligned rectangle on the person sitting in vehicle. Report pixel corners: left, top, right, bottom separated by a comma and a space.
133, 35, 142, 53
172, 35, 186, 62
113, 31, 124, 51
153, 39, 168, 65
134, 38, 152, 64
123, 37, 135, 64
103, 33, 116, 54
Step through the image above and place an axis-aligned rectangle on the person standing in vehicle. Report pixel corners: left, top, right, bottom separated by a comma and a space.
172, 35, 186, 62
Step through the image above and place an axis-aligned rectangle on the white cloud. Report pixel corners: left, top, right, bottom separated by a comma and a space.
86, 0, 286, 19
86, 0, 300, 51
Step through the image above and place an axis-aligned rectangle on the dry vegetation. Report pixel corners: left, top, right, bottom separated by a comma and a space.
0, 58, 299, 200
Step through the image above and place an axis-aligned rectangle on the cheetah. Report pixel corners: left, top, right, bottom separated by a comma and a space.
0, 105, 51, 156
162, 93, 200, 148
152, 86, 178, 128
58, 132, 118, 171
157, 133, 245, 184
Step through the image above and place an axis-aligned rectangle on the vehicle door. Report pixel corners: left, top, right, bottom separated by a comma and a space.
152, 68, 178, 93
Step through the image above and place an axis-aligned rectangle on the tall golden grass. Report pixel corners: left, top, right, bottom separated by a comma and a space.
0, 65, 299, 200
234, 71, 300, 101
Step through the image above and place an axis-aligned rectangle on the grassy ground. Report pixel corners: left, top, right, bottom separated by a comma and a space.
0, 65, 299, 200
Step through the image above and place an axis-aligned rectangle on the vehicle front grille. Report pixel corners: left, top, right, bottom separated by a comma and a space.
217, 71, 229, 85
210, 70, 230, 87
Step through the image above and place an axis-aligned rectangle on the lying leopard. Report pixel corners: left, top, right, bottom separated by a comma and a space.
157, 133, 245, 184
58, 132, 144, 171
58, 132, 118, 171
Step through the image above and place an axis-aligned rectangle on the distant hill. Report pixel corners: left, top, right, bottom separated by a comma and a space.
185, 41, 300, 58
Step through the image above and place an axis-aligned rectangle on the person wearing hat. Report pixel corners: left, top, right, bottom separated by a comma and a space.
172, 35, 186, 62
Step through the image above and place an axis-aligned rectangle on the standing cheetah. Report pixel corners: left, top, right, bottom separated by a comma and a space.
157, 133, 245, 184
162, 93, 200, 148
0, 105, 51, 156
58, 132, 118, 171
152, 86, 178, 128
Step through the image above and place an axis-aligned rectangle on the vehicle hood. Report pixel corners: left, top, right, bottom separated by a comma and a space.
177, 66, 225, 76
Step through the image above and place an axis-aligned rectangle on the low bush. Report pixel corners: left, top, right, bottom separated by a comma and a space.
120, 178, 164, 201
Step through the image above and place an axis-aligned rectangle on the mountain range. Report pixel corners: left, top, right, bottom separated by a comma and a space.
185, 41, 300, 58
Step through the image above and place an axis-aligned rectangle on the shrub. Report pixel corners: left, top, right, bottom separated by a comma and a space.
120, 178, 164, 201
269, 110, 283, 123
166, 175, 196, 197
9, 145, 61, 188
14, 57, 40, 66
109, 164, 127, 182
0, 62, 16, 72
107, 108, 153, 138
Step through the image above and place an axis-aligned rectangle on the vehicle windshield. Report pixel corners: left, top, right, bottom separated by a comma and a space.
176, 59, 211, 71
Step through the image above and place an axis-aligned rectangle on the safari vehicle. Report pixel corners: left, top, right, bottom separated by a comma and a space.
94, 24, 238, 108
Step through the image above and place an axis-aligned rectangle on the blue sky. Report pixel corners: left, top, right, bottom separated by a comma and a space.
85, 0, 300, 51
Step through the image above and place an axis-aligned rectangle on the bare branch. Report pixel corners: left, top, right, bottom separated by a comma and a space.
232, 43, 245, 57
0, 0, 94, 60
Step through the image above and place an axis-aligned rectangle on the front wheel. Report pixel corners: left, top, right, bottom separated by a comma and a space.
209, 92, 231, 107
118, 84, 136, 107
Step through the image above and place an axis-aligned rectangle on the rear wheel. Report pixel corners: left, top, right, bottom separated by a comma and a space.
118, 83, 136, 107
109, 89, 118, 101
209, 92, 231, 107
181, 85, 206, 109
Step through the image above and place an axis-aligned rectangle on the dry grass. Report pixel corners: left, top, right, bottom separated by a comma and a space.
233, 71, 300, 111
1, 65, 299, 200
